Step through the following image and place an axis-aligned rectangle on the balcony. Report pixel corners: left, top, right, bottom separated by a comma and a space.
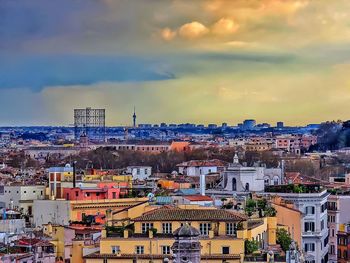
302, 231, 323, 237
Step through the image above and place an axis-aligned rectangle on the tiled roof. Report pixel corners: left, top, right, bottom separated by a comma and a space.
134, 207, 246, 222
184, 195, 213, 201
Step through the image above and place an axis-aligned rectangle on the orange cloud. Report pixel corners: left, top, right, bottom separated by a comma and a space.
179, 21, 209, 39
203, 0, 308, 21
161, 27, 177, 41
212, 18, 239, 35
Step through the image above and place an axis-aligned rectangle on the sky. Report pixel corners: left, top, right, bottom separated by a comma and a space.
1, 0, 350, 126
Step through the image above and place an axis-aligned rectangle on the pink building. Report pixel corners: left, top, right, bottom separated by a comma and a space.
63, 183, 121, 201
301, 134, 317, 149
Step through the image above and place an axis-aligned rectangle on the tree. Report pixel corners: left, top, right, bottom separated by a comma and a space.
264, 206, 277, 217
276, 228, 293, 252
245, 199, 256, 217
245, 240, 259, 254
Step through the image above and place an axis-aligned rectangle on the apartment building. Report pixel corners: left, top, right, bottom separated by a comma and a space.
84, 206, 278, 263
0, 184, 45, 215
126, 166, 152, 180
266, 185, 329, 263
327, 194, 350, 263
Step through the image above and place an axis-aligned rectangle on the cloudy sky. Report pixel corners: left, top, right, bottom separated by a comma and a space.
1, 0, 350, 126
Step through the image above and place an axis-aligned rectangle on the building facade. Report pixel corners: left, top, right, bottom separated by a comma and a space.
267, 188, 329, 263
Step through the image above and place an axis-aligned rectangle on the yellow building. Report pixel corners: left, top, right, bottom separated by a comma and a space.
43, 224, 75, 260
85, 205, 278, 263
43, 223, 101, 263
69, 197, 150, 222
112, 175, 133, 189
271, 196, 302, 247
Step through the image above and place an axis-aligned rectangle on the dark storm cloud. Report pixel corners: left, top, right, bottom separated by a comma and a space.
0, 55, 175, 91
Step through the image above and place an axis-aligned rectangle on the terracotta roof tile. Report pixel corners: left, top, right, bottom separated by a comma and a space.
134, 207, 246, 222
184, 195, 213, 201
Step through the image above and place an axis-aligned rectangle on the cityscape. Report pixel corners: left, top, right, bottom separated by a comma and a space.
1, 1, 350, 263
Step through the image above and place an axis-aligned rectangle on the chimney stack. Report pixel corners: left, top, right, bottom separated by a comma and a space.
73, 161, 76, 188
200, 174, 206, 196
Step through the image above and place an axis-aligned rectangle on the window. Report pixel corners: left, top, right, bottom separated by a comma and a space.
226, 223, 236, 236
304, 243, 315, 252
328, 215, 335, 223
141, 223, 154, 234
264, 177, 270, 186
135, 246, 144, 254
321, 220, 325, 230
338, 237, 347, 246
327, 201, 338, 211
304, 222, 315, 232
330, 245, 335, 255
305, 206, 315, 215
199, 223, 211, 236
321, 203, 327, 213
162, 223, 172, 234
222, 246, 230, 254
136, 168, 140, 175
161, 246, 171, 255
111, 246, 120, 254
112, 192, 116, 199
324, 236, 328, 248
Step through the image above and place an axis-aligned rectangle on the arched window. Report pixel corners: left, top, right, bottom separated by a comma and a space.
273, 176, 279, 185
245, 183, 250, 191
232, 178, 237, 191
264, 176, 270, 186
305, 206, 315, 215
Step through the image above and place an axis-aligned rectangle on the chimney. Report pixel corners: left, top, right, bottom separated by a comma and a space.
200, 174, 206, 196
73, 161, 76, 188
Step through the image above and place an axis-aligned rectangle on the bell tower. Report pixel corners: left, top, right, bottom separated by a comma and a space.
172, 224, 201, 263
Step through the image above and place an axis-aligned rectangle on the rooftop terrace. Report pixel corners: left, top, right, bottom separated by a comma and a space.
265, 184, 325, 194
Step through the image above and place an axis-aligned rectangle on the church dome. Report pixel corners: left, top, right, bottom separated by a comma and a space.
173, 223, 200, 237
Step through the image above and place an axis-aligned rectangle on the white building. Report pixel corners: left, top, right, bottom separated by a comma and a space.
176, 159, 226, 176
327, 194, 350, 263
222, 154, 282, 192
267, 188, 329, 263
126, 166, 152, 180
0, 185, 46, 215
33, 199, 71, 227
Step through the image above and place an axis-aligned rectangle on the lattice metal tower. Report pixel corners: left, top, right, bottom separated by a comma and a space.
74, 107, 106, 141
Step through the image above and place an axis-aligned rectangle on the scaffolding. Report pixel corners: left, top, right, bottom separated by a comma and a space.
74, 107, 106, 141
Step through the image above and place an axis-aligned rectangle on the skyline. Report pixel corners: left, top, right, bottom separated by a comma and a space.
1, 0, 350, 125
